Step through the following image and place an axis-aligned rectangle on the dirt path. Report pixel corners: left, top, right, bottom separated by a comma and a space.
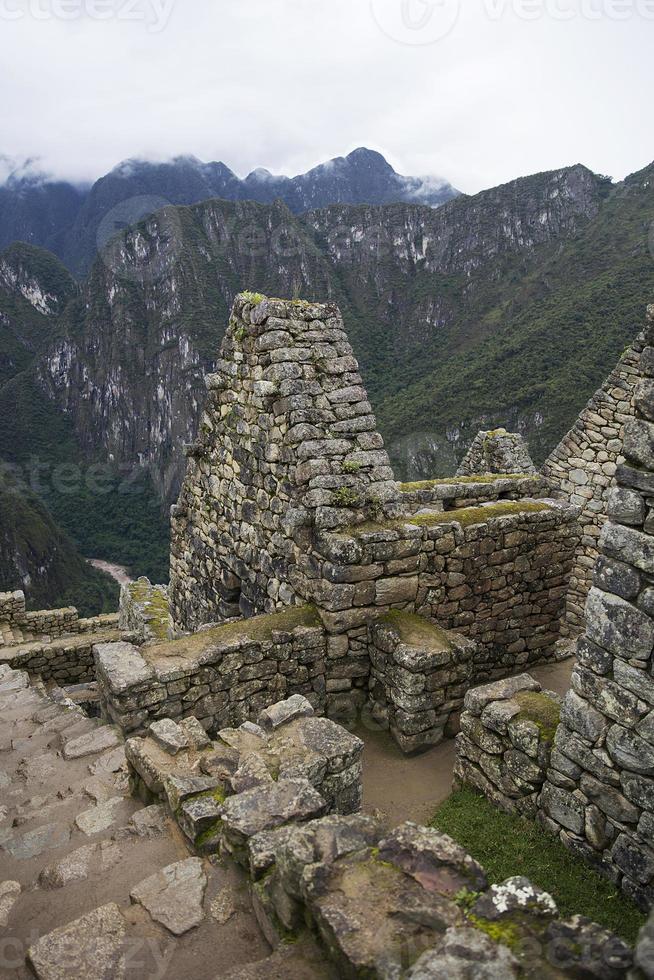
89, 559, 133, 586
360, 657, 575, 827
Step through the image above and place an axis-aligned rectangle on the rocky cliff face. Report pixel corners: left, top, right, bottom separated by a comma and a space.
34, 163, 615, 501
0, 149, 458, 276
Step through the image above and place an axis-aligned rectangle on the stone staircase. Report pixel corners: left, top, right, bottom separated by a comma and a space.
0, 664, 330, 979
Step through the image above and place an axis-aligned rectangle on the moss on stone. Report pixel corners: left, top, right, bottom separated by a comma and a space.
331, 486, 361, 508
398, 473, 529, 492
380, 609, 453, 653
352, 500, 552, 536
407, 501, 551, 528
195, 818, 223, 850
145, 604, 321, 663
128, 581, 170, 640
513, 691, 561, 744
467, 914, 522, 950
240, 290, 266, 305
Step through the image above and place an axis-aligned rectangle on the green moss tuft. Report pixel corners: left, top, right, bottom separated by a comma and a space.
240, 290, 266, 305
513, 691, 561, 744
467, 914, 522, 950
331, 486, 361, 508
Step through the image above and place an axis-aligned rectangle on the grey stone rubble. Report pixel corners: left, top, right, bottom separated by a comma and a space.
125, 695, 364, 857
537, 305, 654, 910
455, 427, 537, 477
123, 692, 645, 979
454, 673, 561, 818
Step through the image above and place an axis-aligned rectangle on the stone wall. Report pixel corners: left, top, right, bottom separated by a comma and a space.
139, 295, 581, 755
397, 472, 549, 514
0, 588, 120, 683
368, 611, 475, 753
454, 673, 561, 818
311, 500, 579, 717
125, 694, 363, 856
119, 577, 171, 643
543, 338, 643, 635
169, 293, 400, 634
539, 306, 654, 911
456, 427, 537, 477
95, 606, 328, 735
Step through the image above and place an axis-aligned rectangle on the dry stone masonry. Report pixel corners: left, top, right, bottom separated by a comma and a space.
0, 588, 120, 683
539, 307, 654, 910
456, 427, 537, 477
108, 291, 572, 754
454, 673, 561, 818
122, 692, 644, 980
169, 293, 401, 633
543, 337, 644, 634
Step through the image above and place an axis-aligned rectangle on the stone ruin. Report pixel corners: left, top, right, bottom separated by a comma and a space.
95, 293, 580, 755
3, 294, 654, 975
456, 427, 537, 478
454, 306, 654, 912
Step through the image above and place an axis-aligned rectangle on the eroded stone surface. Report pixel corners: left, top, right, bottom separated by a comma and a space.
28, 903, 128, 980
130, 857, 207, 935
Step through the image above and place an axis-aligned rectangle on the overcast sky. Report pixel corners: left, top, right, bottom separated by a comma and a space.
0, 0, 652, 194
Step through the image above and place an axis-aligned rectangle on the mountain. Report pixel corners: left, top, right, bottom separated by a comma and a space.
2, 157, 653, 596
0, 149, 459, 275
0, 163, 87, 261
30, 162, 614, 495
0, 482, 118, 615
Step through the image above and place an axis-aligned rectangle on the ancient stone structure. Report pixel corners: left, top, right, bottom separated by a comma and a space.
124, 293, 576, 753
169, 294, 401, 633
0, 588, 120, 683
122, 692, 641, 980
96, 606, 327, 735
454, 673, 561, 818
368, 611, 476, 752
456, 427, 537, 477
543, 338, 643, 634
538, 309, 654, 910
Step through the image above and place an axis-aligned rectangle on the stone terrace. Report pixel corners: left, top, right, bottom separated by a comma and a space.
0, 589, 120, 684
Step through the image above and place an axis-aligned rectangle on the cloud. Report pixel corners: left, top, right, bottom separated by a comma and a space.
0, 0, 651, 194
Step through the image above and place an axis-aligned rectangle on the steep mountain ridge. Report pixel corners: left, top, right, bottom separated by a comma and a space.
0, 149, 459, 275
34, 163, 614, 497
2, 158, 652, 603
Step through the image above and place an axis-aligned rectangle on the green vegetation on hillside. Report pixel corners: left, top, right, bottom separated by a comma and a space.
0, 486, 118, 615
431, 788, 646, 943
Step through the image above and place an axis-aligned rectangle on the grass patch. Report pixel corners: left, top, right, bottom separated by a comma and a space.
399, 473, 530, 492
380, 609, 453, 652
146, 604, 321, 663
514, 690, 560, 744
431, 788, 646, 943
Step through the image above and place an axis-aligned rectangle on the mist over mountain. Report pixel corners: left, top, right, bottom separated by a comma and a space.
0, 148, 459, 276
